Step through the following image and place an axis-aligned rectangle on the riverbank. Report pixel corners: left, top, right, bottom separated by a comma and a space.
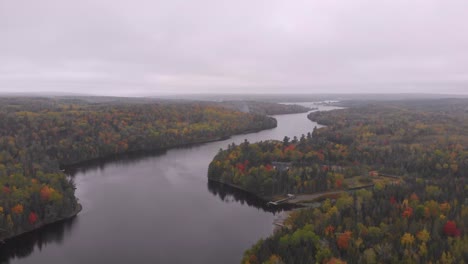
1, 203, 82, 243
62, 123, 277, 171
272, 210, 293, 231
209, 178, 344, 206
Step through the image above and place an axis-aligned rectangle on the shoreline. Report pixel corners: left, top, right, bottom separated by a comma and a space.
62, 125, 277, 170
1, 203, 82, 243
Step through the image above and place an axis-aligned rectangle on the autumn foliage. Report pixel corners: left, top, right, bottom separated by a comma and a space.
335, 179, 342, 189
327, 258, 347, 264
402, 207, 413, 218
401, 233, 415, 246
40, 186, 54, 201
283, 145, 295, 152
236, 161, 250, 174
337, 231, 352, 250
11, 204, 24, 214
28, 212, 38, 224
325, 225, 335, 236
443, 221, 460, 237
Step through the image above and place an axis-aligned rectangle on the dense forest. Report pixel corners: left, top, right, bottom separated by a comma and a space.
208, 99, 467, 263
0, 97, 279, 240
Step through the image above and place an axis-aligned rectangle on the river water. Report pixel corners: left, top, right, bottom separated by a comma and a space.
1, 104, 339, 264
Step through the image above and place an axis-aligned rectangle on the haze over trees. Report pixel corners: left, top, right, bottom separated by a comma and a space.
221, 101, 312, 115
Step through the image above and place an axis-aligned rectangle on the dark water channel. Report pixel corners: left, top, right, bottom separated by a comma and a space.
1, 104, 339, 264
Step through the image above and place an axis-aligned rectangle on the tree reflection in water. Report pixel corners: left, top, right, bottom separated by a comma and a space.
0, 216, 77, 263
207, 180, 295, 214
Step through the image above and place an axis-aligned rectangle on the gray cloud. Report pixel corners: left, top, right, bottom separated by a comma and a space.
1, 0, 467, 95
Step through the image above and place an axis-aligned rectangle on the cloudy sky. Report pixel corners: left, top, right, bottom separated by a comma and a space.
1, 0, 467, 95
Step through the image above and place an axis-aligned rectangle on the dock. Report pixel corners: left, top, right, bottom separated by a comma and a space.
267, 194, 295, 206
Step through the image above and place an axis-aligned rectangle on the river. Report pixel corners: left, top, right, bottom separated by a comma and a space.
1, 104, 340, 264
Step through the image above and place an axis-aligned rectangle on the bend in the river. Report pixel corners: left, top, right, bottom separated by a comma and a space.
1, 103, 340, 264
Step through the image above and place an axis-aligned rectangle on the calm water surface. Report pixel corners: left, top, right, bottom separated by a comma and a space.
1, 104, 339, 264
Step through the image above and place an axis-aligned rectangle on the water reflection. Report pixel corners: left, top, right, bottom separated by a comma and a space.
0, 217, 77, 263
63, 142, 228, 176
207, 180, 295, 213
63, 149, 167, 176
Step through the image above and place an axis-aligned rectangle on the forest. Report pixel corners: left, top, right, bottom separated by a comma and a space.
208, 99, 467, 263
0, 97, 281, 240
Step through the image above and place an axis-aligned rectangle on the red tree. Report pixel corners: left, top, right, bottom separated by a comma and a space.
284, 145, 296, 152
402, 207, 413, 218
236, 163, 246, 173
443, 221, 460, 237
336, 179, 343, 189
325, 225, 335, 236
29, 212, 38, 224
337, 231, 352, 250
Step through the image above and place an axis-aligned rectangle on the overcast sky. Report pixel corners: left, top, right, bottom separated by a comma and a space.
1, 0, 467, 96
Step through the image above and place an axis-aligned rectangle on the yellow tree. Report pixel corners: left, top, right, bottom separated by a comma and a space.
401, 233, 415, 247
418, 243, 428, 257
439, 252, 454, 264
264, 255, 284, 264
416, 229, 430, 243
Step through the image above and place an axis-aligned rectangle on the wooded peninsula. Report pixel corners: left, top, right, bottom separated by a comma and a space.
208, 99, 467, 263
